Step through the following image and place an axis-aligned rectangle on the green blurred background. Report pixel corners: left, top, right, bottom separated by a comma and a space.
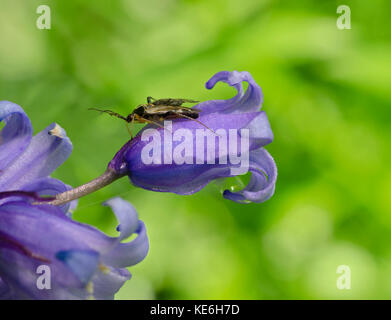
1, 0, 391, 299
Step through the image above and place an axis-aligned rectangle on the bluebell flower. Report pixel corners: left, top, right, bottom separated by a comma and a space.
0, 101, 149, 299
108, 71, 277, 204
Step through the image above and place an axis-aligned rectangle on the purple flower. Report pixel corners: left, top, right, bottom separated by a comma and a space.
0, 101, 74, 213
0, 101, 149, 299
109, 71, 277, 203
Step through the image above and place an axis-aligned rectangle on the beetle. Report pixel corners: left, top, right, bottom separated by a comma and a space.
89, 97, 215, 137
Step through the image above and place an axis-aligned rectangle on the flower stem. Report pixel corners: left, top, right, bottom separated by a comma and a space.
37, 168, 126, 206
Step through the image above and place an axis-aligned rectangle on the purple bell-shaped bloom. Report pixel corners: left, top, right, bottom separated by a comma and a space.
0, 101, 149, 299
109, 71, 277, 203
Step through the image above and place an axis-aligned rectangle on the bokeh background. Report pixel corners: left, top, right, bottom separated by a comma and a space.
1, 0, 390, 299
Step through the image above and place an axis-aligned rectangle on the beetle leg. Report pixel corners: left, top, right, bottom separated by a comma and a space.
130, 116, 135, 138
136, 115, 172, 134
171, 112, 218, 136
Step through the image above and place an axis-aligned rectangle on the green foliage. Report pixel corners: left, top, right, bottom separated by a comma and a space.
1, 0, 390, 299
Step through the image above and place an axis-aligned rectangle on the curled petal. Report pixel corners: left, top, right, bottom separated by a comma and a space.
101, 197, 149, 268
0, 101, 32, 172
223, 148, 277, 203
0, 123, 73, 191
103, 197, 139, 241
102, 221, 149, 268
198, 70, 263, 114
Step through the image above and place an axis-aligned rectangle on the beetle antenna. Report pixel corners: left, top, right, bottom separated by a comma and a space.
89, 108, 128, 122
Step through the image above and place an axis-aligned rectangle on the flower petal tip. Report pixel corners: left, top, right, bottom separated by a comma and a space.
102, 197, 140, 240
0, 101, 33, 171
48, 123, 67, 139
223, 148, 277, 204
